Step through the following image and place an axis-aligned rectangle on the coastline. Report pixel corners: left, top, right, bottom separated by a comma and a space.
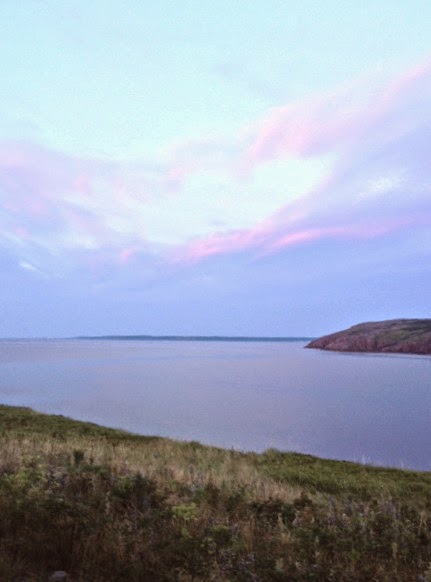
307, 318, 431, 355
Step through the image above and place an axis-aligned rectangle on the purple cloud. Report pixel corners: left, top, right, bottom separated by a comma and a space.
175, 58, 431, 262
1, 57, 431, 278
0, 141, 172, 265
242, 59, 431, 167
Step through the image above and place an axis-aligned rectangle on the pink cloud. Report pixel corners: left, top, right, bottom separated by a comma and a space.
268, 215, 430, 253
175, 55, 431, 264
0, 140, 171, 257
242, 58, 431, 170
175, 230, 259, 263
118, 247, 138, 264
177, 207, 431, 265
2, 57, 431, 275
161, 58, 431, 188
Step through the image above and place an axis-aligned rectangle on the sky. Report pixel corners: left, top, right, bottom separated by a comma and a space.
1, 0, 431, 337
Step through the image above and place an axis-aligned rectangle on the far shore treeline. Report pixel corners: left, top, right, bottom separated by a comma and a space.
76, 335, 314, 342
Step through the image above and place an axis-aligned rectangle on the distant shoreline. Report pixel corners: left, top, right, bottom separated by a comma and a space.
75, 335, 314, 342
0, 335, 315, 343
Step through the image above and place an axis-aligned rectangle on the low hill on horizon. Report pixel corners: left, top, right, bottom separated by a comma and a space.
306, 318, 431, 355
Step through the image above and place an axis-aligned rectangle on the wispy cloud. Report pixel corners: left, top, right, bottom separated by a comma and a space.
0, 141, 170, 260
177, 57, 431, 261
1, 58, 431, 275
242, 59, 431, 167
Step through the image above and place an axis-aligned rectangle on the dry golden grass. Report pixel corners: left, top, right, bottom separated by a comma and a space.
2, 405, 431, 581
0, 432, 302, 504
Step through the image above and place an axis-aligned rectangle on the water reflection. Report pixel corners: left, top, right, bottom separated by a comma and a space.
0, 339, 430, 470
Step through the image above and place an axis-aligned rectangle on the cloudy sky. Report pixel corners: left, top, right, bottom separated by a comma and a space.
1, 0, 431, 337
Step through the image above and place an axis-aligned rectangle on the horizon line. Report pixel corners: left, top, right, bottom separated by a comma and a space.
0, 335, 315, 342
77, 335, 315, 342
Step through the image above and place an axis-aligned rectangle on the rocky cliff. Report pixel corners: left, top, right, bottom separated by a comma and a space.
306, 319, 431, 355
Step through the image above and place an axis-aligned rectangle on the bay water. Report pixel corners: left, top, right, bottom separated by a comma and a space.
0, 338, 430, 470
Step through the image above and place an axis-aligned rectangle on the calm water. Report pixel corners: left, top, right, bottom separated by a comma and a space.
0, 339, 430, 470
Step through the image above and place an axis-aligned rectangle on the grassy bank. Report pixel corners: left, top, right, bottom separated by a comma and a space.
1, 405, 431, 581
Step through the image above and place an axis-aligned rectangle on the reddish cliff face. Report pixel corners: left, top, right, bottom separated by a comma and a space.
306, 319, 431, 355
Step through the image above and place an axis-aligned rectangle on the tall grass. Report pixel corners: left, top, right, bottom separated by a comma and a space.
1, 405, 431, 580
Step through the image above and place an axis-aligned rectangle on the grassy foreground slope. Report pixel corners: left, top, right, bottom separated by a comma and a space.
1, 405, 431, 581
